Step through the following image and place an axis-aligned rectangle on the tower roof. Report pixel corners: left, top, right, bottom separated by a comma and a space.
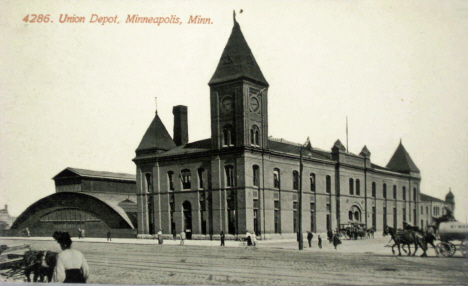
208, 14, 268, 86
359, 145, 371, 157
446, 190, 454, 199
332, 139, 346, 152
136, 112, 176, 152
386, 142, 420, 173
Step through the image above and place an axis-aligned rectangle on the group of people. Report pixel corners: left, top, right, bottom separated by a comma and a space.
306, 230, 342, 250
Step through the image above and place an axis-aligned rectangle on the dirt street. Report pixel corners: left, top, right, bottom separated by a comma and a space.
1, 237, 467, 285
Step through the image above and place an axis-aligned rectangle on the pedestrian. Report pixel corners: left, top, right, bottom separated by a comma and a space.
52, 231, 89, 283
157, 229, 163, 244
327, 229, 333, 243
180, 230, 185, 245
318, 235, 322, 249
307, 231, 313, 248
107, 230, 112, 242
25, 228, 30, 237
81, 229, 85, 239
332, 234, 342, 250
220, 231, 225, 246
78, 228, 82, 239
252, 232, 257, 246
246, 231, 252, 246
172, 228, 177, 240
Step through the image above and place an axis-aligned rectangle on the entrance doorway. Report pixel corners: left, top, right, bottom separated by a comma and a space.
183, 201, 192, 239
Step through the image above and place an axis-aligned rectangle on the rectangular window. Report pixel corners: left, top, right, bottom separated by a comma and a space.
356, 179, 360, 196
421, 206, 423, 215
403, 187, 406, 201
393, 208, 397, 228
393, 185, 397, 199
372, 182, 376, 198
383, 184, 387, 199
326, 176, 331, 193
349, 179, 354, 195
310, 173, 316, 192
403, 208, 406, 222
274, 210, 280, 234
326, 203, 331, 213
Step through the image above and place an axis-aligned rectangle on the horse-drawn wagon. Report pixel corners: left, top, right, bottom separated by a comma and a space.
436, 221, 468, 257
0, 244, 30, 281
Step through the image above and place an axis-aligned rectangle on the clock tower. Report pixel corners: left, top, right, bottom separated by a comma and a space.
208, 14, 269, 150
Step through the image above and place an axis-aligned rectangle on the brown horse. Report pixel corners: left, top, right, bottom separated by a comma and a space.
383, 226, 428, 257
23, 250, 57, 282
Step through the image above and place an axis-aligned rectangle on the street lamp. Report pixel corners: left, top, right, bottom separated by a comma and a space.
298, 137, 311, 250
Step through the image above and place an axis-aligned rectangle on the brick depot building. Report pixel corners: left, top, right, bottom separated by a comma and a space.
132, 18, 454, 240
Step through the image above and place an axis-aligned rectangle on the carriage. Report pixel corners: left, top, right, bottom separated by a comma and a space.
436, 221, 468, 257
0, 244, 31, 281
338, 223, 369, 240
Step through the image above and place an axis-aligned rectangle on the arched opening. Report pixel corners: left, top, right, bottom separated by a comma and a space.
182, 201, 192, 239
349, 205, 362, 223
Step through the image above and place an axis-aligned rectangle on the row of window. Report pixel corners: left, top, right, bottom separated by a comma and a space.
369, 182, 418, 201
222, 125, 261, 147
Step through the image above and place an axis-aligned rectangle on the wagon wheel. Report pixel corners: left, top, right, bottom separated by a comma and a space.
461, 240, 468, 258
437, 242, 455, 257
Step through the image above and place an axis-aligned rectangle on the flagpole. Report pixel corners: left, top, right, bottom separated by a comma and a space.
298, 137, 309, 250
346, 116, 348, 152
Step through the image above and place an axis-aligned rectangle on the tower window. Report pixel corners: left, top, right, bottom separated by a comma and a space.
181, 169, 191, 190
225, 165, 234, 188
253, 165, 260, 187
372, 182, 376, 198
413, 187, 417, 201
403, 187, 406, 201
356, 179, 360, 196
222, 125, 234, 147
250, 125, 260, 147
393, 185, 397, 200
383, 184, 387, 199
349, 178, 354, 195
145, 173, 152, 193
198, 168, 205, 189
167, 171, 174, 191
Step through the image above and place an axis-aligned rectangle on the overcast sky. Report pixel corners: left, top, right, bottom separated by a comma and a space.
1, 0, 467, 220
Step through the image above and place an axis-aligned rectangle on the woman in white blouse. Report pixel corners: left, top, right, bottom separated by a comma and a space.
52, 231, 89, 283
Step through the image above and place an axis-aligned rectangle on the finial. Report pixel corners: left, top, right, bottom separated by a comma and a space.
155, 97, 158, 114
400, 138, 402, 144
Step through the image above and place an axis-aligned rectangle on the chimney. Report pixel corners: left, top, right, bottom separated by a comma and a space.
173, 105, 188, 146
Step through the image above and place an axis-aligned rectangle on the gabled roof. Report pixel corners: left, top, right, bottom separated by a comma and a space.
53, 167, 135, 181
136, 112, 176, 152
208, 16, 268, 86
420, 193, 445, 203
386, 142, 420, 173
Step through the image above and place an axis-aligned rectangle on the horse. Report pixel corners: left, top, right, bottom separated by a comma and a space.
383, 226, 428, 257
366, 227, 375, 239
23, 250, 57, 282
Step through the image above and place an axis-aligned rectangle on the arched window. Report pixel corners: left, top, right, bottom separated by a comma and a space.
372, 182, 376, 198
145, 173, 152, 193
349, 211, 353, 221
349, 178, 354, 195
326, 176, 331, 193
354, 211, 360, 221
222, 125, 234, 147
393, 185, 397, 199
225, 165, 234, 188
250, 125, 260, 147
167, 171, 174, 191
273, 168, 280, 189
310, 173, 316, 192
293, 171, 299, 191
356, 179, 360, 196
181, 169, 191, 190
253, 165, 260, 187
383, 183, 387, 199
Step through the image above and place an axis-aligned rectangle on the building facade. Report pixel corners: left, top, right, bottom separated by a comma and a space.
419, 190, 455, 229
133, 17, 435, 240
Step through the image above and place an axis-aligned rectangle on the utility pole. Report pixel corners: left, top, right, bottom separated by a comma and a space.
298, 137, 309, 250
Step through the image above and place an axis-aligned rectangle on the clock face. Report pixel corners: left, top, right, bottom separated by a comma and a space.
250, 96, 260, 112
221, 96, 233, 114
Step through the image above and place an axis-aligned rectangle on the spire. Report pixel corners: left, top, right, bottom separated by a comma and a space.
332, 139, 346, 152
386, 141, 420, 173
208, 14, 268, 86
136, 113, 176, 153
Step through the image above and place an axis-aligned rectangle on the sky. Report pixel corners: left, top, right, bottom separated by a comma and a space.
1, 0, 467, 220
